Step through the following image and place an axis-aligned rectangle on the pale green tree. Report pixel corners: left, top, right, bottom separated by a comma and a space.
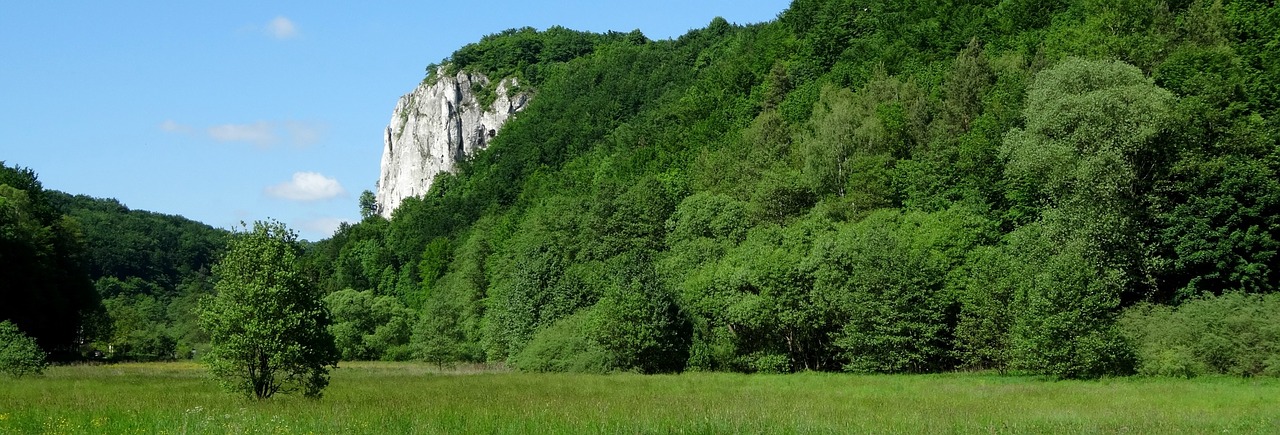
323, 288, 414, 361
996, 58, 1173, 378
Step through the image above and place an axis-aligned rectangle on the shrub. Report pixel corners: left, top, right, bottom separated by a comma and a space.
0, 320, 48, 377
1120, 292, 1280, 377
747, 353, 791, 374
511, 309, 612, 374
590, 276, 691, 374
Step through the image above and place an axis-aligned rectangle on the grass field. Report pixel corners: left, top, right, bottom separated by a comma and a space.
1, 362, 1278, 434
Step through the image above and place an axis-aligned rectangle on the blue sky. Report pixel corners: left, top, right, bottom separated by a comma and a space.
0, 1, 791, 241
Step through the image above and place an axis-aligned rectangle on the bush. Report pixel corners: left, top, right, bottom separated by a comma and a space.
511, 309, 612, 373
0, 320, 49, 377
590, 274, 691, 374
747, 353, 791, 374
1121, 292, 1280, 377
324, 289, 415, 361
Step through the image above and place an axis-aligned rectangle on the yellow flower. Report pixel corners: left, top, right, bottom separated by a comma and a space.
0, 413, 8, 421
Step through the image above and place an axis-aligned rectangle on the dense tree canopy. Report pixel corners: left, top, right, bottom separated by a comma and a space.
0, 162, 100, 360
50, 192, 226, 361
298, 0, 1279, 378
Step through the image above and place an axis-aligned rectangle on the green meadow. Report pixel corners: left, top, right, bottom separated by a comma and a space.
1, 362, 1278, 434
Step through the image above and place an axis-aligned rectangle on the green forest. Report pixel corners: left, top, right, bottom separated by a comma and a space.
5, 0, 1280, 380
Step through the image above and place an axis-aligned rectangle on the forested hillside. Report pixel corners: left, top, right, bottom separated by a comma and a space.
305, 0, 1280, 378
48, 192, 227, 360
1, 162, 227, 361
1, 164, 100, 360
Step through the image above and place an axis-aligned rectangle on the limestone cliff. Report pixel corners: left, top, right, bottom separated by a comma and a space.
376, 67, 530, 218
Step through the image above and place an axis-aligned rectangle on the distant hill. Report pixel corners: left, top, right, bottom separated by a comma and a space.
45, 191, 229, 360
47, 191, 227, 289
1, 161, 229, 361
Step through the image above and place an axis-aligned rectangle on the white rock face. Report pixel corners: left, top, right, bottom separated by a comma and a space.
376, 67, 530, 218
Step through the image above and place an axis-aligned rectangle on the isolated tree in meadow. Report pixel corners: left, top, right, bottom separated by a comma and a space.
199, 220, 339, 399
0, 320, 48, 377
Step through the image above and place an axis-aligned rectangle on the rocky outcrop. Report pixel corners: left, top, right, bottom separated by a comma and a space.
376, 67, 530, 218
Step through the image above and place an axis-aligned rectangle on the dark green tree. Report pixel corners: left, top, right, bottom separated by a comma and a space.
816, 208, 990, 374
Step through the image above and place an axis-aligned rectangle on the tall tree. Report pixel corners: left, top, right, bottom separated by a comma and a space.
998, 58, 1173, 378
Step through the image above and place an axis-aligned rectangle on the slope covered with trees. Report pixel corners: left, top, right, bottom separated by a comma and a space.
47, 192, 228, 360
306, 0, 1280, 377
1, 163, 102, 360
0, 162, 228, 361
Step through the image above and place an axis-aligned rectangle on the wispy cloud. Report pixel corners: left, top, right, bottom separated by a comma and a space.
265, 172, 346, 202
267, 16, 298, 39
159, 119, 192, 133
162, 119, 326, 149
282, 121, 326, 147
208, 122, 275, 147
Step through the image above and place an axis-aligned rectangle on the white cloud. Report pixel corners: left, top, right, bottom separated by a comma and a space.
265, 172, 346, 201
267, 16, 298, 39
298, 217, 353, 239
208, 122, 276, 147
159, 119, 192, 133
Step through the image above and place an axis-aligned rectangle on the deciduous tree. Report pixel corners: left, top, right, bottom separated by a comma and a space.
199, 220, 339, 399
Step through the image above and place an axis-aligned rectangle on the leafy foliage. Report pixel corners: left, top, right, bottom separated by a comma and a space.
49, 192, 226, 361
200, 221, 339, 399
291, 0, 1280, 378
324, 289, 414, 361
1121, 292, 1280, 377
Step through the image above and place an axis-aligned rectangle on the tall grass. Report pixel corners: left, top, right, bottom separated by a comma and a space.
1, 362, 1278, 433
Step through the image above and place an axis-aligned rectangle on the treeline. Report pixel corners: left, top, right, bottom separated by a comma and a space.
303, 0, 1280, 378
